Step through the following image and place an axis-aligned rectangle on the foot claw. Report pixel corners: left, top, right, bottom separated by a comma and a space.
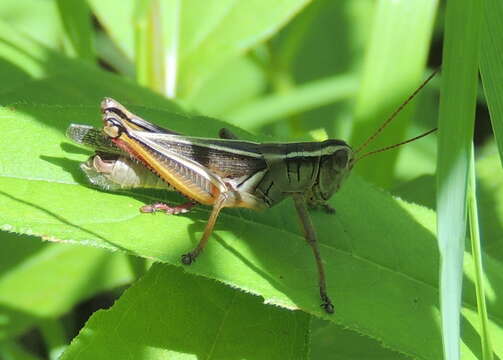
321, 295, 335, 314
140, 204, 156, 213
181, 253, 195, 265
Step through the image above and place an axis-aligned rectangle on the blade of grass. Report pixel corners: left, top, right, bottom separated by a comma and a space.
55, 0, 95, 62
468, 145, 494, 360
437, 0, 483, 359
161, 0, 180, 98
226, 73, 357, 130
90, 0, 311, 98
273, 0, 322, 75
0, 0, 61, 49
349, 0, 438, 188
134, 0, 165, 93
480, 0, 503, 167
95, 32, 135, 78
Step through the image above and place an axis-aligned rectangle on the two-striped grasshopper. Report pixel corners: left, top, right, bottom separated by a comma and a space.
67, 73, 436, 314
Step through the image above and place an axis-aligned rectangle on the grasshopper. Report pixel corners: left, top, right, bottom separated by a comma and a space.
67, 72, 436, 314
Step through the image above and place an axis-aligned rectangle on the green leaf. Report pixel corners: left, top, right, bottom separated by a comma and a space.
349, 0, 438, 187
2, 19, 503, 360
88, 0, 311, 97
480, 0, 503, 167
60, 264, 310, 360
310, 318, 409, 360
0, 232, 135, 340
437, 0, 483, 359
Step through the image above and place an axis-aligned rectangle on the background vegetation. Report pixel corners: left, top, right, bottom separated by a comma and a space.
0, 0, 502, 359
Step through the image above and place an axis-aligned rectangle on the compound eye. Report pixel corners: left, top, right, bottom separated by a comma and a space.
333, 149, 349, 168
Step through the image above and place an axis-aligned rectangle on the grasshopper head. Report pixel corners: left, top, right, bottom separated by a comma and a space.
311, 141, 354, 204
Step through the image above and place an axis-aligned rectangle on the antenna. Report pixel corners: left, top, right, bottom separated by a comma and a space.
354, 127, 437, 163
354, 70, 438, 155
